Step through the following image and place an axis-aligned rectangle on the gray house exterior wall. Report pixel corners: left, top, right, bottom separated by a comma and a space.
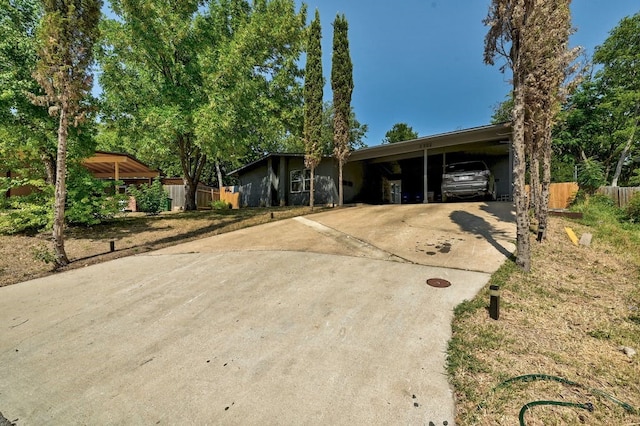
238, 163, 270, 207
236, 155, 340, 207
232, 123, 513, 207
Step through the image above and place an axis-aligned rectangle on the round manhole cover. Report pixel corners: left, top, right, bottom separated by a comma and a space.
426, 278, 451, 288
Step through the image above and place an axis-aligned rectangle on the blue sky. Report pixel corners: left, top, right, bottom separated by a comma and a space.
99, 1, 639, 146
297, 0, 639, 146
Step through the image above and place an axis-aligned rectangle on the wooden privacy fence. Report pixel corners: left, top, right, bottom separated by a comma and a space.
525, 183, 639, 209
220, 187, 240, 209
597, 186, 640, 208
548, 182, 579, 209
164, 184, 218, 210
526, 182, 578, 209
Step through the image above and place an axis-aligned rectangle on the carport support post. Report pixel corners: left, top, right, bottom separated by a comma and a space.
423, 148, 429, 203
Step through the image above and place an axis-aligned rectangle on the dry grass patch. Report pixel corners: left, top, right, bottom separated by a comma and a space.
449, 217, 640, 425
0, 206, 315, 287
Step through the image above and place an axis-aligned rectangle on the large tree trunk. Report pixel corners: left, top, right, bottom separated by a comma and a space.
52, 107, 70, 268
215, 160, 224, 193
513, 83, 531, 272
528, 126, 541, 218
530, 155, 540, 216
611, 119, 637, 187
178, 134, 206, 211
184, 177, 198, 211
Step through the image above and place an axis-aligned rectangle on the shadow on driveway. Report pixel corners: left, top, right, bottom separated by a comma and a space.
480, 202, 516, 223
450, 209, 514, 260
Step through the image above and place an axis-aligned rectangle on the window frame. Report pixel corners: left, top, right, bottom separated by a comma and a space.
290, 169, 312, 193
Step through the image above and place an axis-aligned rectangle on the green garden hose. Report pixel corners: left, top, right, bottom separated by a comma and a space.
494, 374, 637, 426
518, 400, 593, 426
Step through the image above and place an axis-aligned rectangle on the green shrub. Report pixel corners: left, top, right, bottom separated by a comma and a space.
571, 193, 624, 227
127, 177, 168, 214
627, 169, 640, 186
211, 199, 231, 210
577, 158, 606, 195
65, 166, 128, 226
0, 178, 53, 234
0, 167, 128, 234
625, 192, 640, 223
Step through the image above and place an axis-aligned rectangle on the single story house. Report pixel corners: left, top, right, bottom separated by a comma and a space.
229, 122, 513, 207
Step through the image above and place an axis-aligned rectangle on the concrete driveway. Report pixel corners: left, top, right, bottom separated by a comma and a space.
0, 203, 515, 425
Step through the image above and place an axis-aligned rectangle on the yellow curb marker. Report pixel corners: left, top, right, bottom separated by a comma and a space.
564, 227, 579, 246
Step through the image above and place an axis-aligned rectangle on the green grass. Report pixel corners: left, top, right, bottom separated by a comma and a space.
571, 194, 640, 256
447, 199, 640, 424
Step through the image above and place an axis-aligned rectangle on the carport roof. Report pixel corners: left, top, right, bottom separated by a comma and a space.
349, 122, 512, 162
82, 151, 160, 179
228, 123, 512, 177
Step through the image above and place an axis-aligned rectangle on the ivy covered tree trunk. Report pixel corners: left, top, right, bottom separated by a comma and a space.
513, 84, 531, 271
485, 0, 576, 268
539, 130, 552, 239
527, 122, 541, 217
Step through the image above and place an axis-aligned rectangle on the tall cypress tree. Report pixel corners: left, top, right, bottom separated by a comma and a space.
30, 0, 102, 267
304, 9, 323, 209
331, 14, 353, 206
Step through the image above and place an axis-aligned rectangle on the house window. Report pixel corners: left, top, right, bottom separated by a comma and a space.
290, 169, 312, 193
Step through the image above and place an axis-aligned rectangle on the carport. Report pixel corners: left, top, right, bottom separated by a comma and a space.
348, 122, 513, 204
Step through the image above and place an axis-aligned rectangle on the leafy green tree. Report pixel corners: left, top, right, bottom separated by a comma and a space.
0, 0, 58, 183
99, 0, 207, 211
490, 93, 514, 124
554, 79, 620, 175
303, 9, 323, 209
30, 0, 101, 267
382, 123, 418, 144
592, 12, 640, 187
555, 13, 640, 188
194, 0, 307, 190
331, 14, 353, 206
100, 0, 306, 210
